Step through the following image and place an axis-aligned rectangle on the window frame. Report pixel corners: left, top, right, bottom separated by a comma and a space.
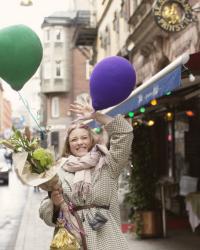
51, 97, 60, 118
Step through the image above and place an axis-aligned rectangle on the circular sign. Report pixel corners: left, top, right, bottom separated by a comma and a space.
153, 0, 193, 32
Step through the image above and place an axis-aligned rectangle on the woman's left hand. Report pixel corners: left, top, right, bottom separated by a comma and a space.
69, 102, 95, 122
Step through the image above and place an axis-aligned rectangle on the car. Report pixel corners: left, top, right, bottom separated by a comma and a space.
0, 161, 10, 184
0, 146, 12, 185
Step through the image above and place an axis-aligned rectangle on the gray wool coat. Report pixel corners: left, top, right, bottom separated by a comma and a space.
39, 115, 133, 250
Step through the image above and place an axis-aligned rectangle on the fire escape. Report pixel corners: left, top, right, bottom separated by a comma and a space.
73, 10, 97, 63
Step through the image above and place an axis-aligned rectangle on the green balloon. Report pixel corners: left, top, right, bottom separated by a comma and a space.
0, 25, 43, 91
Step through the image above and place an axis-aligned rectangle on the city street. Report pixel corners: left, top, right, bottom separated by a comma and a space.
11, 183, 200, 250
0, 1, 200, 250
0, 170, 200, 250
0, 169, 28, 250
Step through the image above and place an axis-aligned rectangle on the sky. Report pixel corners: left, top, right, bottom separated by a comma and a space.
0, 0, 70, 35
0, 0, 70, 115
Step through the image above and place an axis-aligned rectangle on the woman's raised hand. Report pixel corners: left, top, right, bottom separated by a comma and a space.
69, 102, 95, 122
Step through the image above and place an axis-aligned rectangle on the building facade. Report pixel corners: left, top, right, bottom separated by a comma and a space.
40, 1, 92, 156
74, 0, 200, 215
0, 82, 12, 138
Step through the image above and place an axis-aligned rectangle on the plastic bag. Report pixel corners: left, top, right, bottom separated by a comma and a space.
50, 220, 80, 250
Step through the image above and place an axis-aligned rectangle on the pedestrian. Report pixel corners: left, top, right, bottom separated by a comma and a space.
0, 145, 8, 164
34, 186, 40, 192
4, 148, 13, 166
39, 102, 133, 250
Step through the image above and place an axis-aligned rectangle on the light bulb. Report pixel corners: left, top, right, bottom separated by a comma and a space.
186, 111, 195, 117
147, 120, 155, 126
151, 99, 157, 106
165, 112, 173, 121
189, 73, 195, 82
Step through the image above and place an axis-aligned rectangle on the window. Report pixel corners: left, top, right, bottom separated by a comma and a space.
55, 29, 62, 41
51, 131, 59, 155
76, 93, 91, 106
113, 12, 120, 33
55, 61, 62, 78
120, 0, 131, 21
120, 0, 125, 17
86, 60, 93, 80
105, 26, 110, 45
102, 26, 110, 49
99, 27, 110, 50
51, 97, 60, 118
99, 33, 104, 48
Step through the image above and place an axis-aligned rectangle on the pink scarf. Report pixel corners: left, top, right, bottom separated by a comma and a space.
62, 144, 108, 200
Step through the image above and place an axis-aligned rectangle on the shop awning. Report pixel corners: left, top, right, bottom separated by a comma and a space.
86, 52, 192, 127
106, 66, 181, 116
185, 51, 200, 74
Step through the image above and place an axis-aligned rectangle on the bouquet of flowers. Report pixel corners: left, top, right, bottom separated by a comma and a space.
0, 128, 81, 250
0, 127, 58, 187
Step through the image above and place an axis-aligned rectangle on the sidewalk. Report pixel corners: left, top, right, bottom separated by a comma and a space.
14, 188, 54, 250
125, 229, 200, 250
14, 188, 200, 250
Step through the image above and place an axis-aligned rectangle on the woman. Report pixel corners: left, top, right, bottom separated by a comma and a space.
39, 102, 133, 250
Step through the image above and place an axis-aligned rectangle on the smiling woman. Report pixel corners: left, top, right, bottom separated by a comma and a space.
68, 128, 93, 157
62, 124, 97, 157
39, 102, 134, 250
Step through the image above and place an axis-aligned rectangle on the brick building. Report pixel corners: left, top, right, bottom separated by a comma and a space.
40, 2, 92, 156
2, 98, 12, 132
0, 82, 12, 138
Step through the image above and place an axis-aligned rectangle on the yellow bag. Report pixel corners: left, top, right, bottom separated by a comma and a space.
50, 221, 80, 250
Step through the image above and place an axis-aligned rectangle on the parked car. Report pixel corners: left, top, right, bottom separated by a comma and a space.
0, 161, 10, 184
4, 148, 13, 166
0, 146, 11, 185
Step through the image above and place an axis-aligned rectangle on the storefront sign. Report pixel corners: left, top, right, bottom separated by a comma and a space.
153, 0, 193, 32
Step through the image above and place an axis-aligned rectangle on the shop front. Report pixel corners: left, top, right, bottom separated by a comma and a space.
86, 51, 200, 234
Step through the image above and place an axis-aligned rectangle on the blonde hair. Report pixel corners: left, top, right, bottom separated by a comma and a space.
62, 123, 98, 157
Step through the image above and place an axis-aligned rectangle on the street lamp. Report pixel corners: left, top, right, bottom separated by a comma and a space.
20, 0, 33, 6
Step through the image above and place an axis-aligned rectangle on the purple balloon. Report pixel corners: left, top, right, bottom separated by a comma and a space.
90, 56, 136, 110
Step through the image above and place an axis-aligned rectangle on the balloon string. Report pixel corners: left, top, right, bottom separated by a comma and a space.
17, 91, 45, 135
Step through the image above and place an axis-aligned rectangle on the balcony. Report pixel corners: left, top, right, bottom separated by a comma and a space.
73, 10, 97, 46
41, 78, 70, 94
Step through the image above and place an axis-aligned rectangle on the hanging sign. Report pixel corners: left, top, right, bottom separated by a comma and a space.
153, 0, 194, 32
